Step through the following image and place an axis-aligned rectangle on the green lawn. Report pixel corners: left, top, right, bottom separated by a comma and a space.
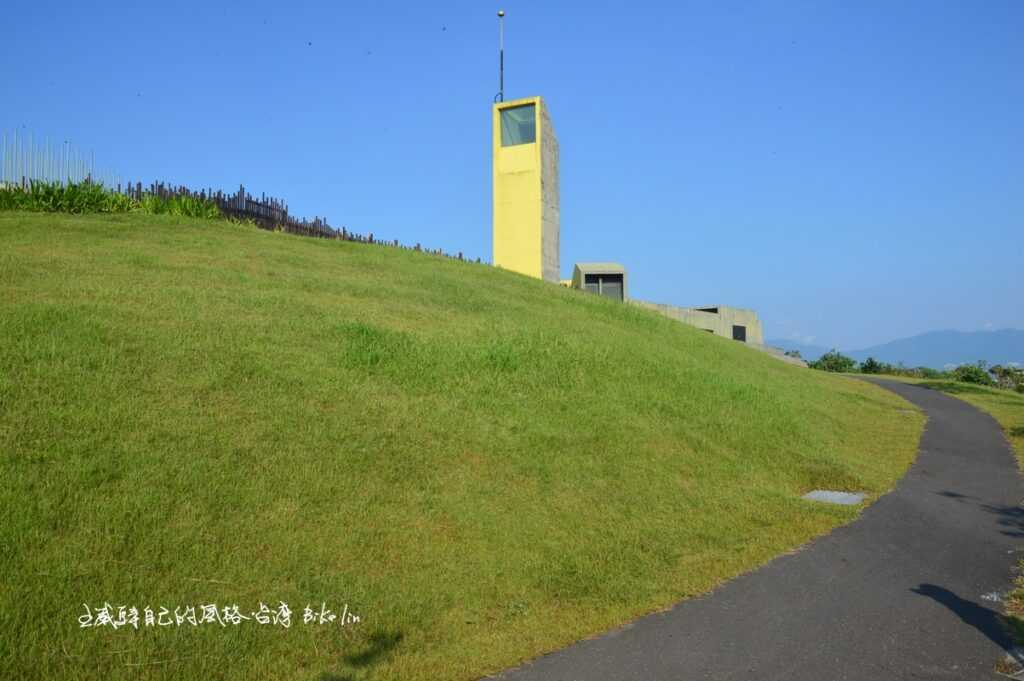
1, 212, 923, 681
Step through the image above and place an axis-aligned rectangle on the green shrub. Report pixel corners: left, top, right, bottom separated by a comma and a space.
915, 366, 947, 379
990, 365, 1024, 392
810, 349, 857, 373
0, 182, 219, 219
140, 194, 220, 219
953, 364, 995, 386
860, 357, 883, 374
0, 181, 138, 213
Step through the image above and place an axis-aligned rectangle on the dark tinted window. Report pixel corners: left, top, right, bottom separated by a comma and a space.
500, 104, 536, 146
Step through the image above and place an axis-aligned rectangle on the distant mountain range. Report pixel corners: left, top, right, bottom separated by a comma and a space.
767, 329, 1024, 369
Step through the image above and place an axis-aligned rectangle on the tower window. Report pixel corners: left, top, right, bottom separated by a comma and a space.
500, 104, 536, 146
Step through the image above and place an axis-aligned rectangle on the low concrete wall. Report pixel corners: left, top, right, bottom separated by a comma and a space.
633, 301, 765, 345
631, 301, 804, 367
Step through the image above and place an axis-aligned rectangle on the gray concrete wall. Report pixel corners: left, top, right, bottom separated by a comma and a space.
633, 301, 766, 345
539, 100, 560, 283
633, 300, 803, 365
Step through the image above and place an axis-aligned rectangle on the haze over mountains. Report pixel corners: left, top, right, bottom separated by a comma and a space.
768, 329, 1024, 369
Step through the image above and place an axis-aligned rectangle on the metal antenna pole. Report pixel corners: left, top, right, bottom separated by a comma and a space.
497, 10, 505, 102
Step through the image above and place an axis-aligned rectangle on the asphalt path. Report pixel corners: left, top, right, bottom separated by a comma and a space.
491, 379, 1023, 681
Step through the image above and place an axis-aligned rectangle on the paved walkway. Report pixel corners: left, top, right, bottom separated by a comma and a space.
492, 379, 1022, 681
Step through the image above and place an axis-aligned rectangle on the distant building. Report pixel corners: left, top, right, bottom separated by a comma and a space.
492, 96, 559, 282
571, 262, 627, 302
632, 301, 764, 345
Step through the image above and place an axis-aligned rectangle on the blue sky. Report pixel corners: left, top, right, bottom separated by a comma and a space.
4, 0, 1021, 349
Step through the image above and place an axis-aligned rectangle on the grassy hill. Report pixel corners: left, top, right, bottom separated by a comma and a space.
0, 211, 923, 681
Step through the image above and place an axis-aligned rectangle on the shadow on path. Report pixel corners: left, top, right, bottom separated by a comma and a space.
935, 490, 1024, 538
981, 503, 1024, 538
911, 584, 1020, 662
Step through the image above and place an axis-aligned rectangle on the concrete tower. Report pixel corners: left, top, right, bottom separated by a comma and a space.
492, 96, 559, 282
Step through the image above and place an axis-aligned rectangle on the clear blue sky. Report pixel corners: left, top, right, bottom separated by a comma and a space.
4, 0, 1022, 349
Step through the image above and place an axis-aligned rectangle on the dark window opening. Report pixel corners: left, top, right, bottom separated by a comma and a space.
582, 273, 624, 301
732, 325, 747, 342
697, 307, 719, 314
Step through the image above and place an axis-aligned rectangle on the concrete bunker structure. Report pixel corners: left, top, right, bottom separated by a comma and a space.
571, 262, 627, 302
632, 301, 765, 345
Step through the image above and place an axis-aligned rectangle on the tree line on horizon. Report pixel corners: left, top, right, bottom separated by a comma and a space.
787, 349, 1024, 392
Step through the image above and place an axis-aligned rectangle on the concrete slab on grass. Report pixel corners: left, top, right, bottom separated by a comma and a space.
802, 490, 865, 505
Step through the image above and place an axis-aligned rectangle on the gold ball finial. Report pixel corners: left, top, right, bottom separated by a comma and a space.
498, 10, 505, 17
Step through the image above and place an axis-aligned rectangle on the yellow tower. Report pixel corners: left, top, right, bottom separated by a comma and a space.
492, 96, 559, 282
